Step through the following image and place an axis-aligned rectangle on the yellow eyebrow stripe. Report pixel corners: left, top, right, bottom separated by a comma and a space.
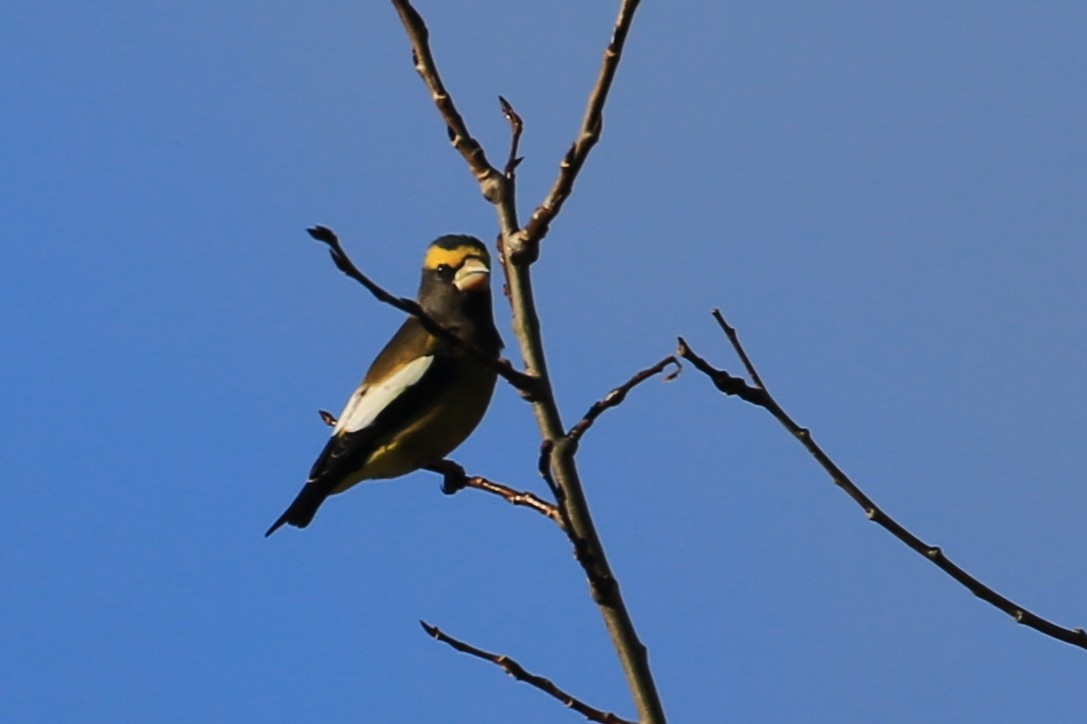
424, 245, 488, 270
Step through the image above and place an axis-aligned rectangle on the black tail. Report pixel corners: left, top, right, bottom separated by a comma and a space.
265, 482, 331, 537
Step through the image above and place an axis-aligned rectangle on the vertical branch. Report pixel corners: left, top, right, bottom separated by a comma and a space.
493, 5, 665, 721
391, 2, 664, 721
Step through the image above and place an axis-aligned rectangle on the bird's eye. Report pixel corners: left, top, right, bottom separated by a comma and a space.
436, 263, 454, 279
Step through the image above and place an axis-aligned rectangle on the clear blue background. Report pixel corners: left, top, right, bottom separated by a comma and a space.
4, 2, 1086, 722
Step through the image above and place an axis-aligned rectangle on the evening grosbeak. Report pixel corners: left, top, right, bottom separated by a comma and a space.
266, 235, 502, 536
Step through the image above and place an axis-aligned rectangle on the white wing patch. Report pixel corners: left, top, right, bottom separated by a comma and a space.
332, 355, 434, 434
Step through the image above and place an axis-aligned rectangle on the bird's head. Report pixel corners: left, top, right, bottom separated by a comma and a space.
417, 236, 499, 349
420, 234, 493, 303
423, 234, 492, 292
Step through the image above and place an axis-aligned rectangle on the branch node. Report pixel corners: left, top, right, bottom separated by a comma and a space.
480, 173, 505, 204
505, 229, 538, 266
537, 439, 559, 498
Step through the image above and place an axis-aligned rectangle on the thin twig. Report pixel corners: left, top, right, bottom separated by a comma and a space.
495, 97, 522, 303
499, 96, 524, 179
536, 441, 600, 578
420, 622, 635, 724
682, 310, 1087, 652
306, 225, 539, 396
425, 460, 564, 529
536, 439, 562, 503
308, 225, 416, 311
711, 308, 764, 390
536, 440, 579, 540
519, 0, 643, 257
567, 356, 681, 445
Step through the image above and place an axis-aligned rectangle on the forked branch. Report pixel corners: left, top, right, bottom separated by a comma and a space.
680, 309, 1087, 651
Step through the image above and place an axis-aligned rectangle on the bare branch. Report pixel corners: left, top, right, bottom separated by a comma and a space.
420, 621, 635, 724
425, 460, 564, 529
567, 355, 681, 444
389, 3, 665, 720
536, 441, 605, 584
389, 0, 503, 202
496, 3, 663, 715
682, 310, 1087, 652
498, 96, 524, 179
308, 224, 417, 312
536, 440, 581, 541
306, 225, 540, 396
710, 308, 764, 390
519, 0, 643, 256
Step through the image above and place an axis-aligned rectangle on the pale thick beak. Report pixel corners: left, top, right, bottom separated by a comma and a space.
453, 257, 490, 292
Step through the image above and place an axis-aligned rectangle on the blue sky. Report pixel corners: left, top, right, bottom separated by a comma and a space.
3, 2, 1086, 722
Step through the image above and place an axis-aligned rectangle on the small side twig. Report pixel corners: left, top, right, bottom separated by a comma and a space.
425, 460, 564, 529
711, 308, 764, 389
682, 308, 1087, 652
420, 621, 635, 724
306, 225, 539, 396
536, 439, 562, 503
567, 355, 680, 445
498, 96, 524, 179
537, 440, 579, 540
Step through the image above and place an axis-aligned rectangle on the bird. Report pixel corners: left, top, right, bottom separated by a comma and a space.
265, 234, 502, 536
